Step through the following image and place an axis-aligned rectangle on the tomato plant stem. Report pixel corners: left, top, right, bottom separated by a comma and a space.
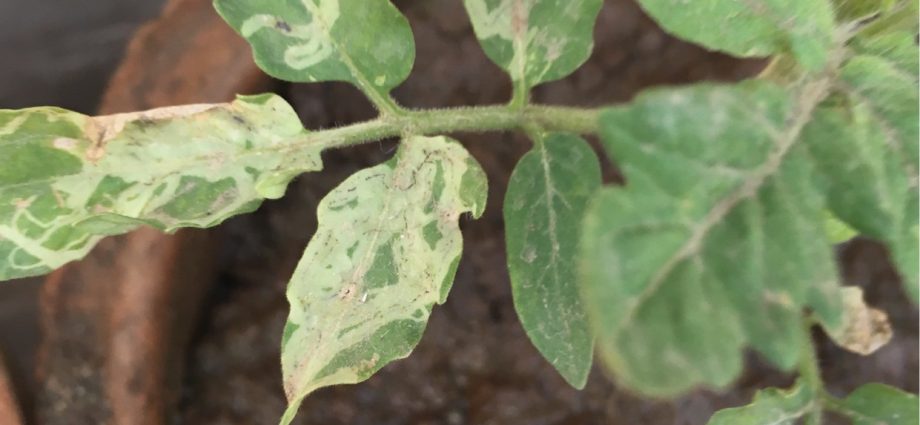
300, 105, 601, 150
799, 320, 824, 425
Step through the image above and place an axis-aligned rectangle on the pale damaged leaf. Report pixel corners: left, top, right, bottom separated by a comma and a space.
280, 135, 487, 424
504, 132, 600, 388
707, 380, 815, 425
839, 383, 920, 425
634, 0, 835, 70
463, 0, 603, 92
822, 286, 892, 355
582, 82, 843, 396
215, 0, 414, 107
0, 94, 316, 281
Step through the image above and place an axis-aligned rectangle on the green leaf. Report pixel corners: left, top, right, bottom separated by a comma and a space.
214, 0, 414, 110
581, 81, 842, 396
851, 0, 919, 39
707, 380, 815, 425
633, 0, 836, 70
833, 0, 897, 21
802, 103, 909, 240
837, 383, 920, 425
851, 31, 919, 77
280, 135, 487, 425
0, 94, 315, 281
463, 0, 603, 93
803, 30, 919, 300
825, 211, 858, 243
891, 189, 919, 301
503, 132, 600, 388
802, 104, 918, 301
839, 46, 919, 172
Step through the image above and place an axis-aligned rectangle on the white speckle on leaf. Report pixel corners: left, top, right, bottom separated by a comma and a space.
52, 137, 78, 150
522, 245, 537, 263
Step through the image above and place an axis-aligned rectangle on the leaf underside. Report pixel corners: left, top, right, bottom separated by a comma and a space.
0, 94, 315, 280
504, 132, 601, 388
280, 135, 487, 425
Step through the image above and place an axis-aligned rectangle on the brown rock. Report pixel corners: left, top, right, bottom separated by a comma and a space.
35, 0, 271, 424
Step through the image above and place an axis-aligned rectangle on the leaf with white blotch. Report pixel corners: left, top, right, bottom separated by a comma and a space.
215, 0, 414, 106
0, 94, 316, 281
837, 383, 920, 425
280, 135, 487, 425
821, 286, 892, 355
707, 380, 815, 425
634, 0, 835, 70
463, 0, 603, 92
804, 30, 919, 301
504, 132, 600, 388
581, 81, 843, 396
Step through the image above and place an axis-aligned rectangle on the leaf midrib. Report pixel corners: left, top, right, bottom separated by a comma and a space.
299, 0, 397, 113
614, 71, 839, 336
288, 158, 403, 399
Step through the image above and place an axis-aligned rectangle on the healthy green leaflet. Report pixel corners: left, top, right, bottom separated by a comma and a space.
634, 0, 836, 71
835, 383, 920, 425
504, 132, 600, 388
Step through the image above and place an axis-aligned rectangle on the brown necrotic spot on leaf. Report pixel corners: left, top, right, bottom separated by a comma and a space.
825, 286, 892, 355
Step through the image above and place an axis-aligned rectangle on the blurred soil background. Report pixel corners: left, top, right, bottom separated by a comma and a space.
0, 0, 916, 424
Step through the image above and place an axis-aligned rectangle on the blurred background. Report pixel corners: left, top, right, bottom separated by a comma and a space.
0, 0, 916, 424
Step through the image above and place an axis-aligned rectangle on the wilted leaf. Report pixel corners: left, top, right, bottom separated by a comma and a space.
463, 0, 603, 93
215, 0, 414, 108
280, 135, 487, 425
504, 132, 600, 388
0, 94, 315, 280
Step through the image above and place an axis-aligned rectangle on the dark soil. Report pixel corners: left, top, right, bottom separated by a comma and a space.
172, 1, 918, 424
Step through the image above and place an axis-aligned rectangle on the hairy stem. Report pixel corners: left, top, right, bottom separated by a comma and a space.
799, 320, 825, 425
301, 104, 601, 150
